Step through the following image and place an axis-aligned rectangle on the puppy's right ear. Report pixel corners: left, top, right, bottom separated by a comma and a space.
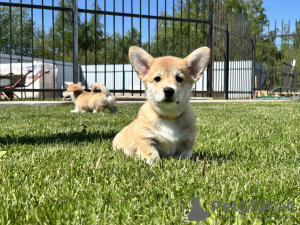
129, 46, 154, 80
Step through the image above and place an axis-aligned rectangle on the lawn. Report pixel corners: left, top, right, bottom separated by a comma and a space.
0, 102, 299, 224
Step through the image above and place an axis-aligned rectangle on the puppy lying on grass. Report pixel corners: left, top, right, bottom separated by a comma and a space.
63, 82, 118, 113
113, 46, 210, 163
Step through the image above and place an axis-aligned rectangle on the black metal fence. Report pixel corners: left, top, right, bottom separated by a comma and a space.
254, 20, 300, 97
0, 0, 299, 100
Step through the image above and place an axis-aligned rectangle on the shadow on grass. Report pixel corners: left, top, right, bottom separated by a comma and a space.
0, 130, 118, 146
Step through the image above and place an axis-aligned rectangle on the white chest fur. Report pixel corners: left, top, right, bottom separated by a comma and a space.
153, 118, 191, 157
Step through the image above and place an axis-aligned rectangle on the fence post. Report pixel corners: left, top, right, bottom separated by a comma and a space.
224, 23, 229, 100
207, 0, 214, 98
73, 0, 78, 84
251, 34, 256, 99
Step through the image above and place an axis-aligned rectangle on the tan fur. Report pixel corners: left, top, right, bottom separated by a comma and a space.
113, 46, 210, 163
63, 82, 118, 113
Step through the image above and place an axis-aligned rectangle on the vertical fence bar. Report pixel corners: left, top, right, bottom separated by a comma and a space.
288, 20, 291, 94
281, 20, 283, 89
260, 26, 263, 93
42, 0, 45, 100
149, 0, 151, 54
188, 0, 190, 54
31, 0, 34, 98
224, 22, 229, 99
9, 0, 12, 100
52, 0, 56, 98
156, 0, 158, 57
251, 34, 256, 98
273, 21, 276, 90
139, 0, 142, 96
94, 0, 97, 84
63, 0, 65, 91
202, 0, 205, 97
195, 0, 198, 97
20, 0, 23, 99
165, 0, 167, 55
207, 0, 213, 98
180, 0, 182, 58
172, 0, 174, 56
131, 0, 134, 95
122, 0, 125, 95
113, 0, 115, 94
84, 0, 87, 89
267, 21, 270, 90
104, 0, 107, 86
73, 0, 78, 84
202, 0, 205, 47
295, 20, 297, 92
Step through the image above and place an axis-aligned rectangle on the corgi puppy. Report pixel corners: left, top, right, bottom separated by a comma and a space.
113, 46, 210, 163
63, 82, 118, 113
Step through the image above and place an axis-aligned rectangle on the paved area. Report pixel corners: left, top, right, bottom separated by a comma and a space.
0, 101, 73, 107
0, 98, 290, 107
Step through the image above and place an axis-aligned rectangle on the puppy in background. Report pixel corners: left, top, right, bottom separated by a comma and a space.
63, 82, 118, 113
113, 46, 210, 164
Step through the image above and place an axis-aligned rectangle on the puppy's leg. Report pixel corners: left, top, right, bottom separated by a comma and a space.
175, 140, 194, 159
71, 105, 80, 113
136, 141, 161, 164
94, 105, 106, 113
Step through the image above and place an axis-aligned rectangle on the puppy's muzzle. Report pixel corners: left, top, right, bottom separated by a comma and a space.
163, 87, 175, 99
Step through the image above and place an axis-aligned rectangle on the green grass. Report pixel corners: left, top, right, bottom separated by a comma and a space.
0, 102, 300, 224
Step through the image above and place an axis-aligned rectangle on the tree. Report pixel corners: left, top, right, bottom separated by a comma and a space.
150, 0, 209, 58
0, 6, 35, 56
34, 0, 104, 64
220, 0, 267, 28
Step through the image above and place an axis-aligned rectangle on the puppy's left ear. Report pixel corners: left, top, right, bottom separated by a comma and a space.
184, 47, 211, 82
78, 82, 82, 86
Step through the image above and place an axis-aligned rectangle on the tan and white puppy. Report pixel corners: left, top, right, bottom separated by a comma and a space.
113, 46, 210, 163
63, 82, 118, 113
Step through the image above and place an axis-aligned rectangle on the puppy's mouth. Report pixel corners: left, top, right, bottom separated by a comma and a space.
160, 99, 180, 105
163, 99, 173, 103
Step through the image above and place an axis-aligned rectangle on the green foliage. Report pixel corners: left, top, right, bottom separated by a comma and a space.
0, 6, 34, 56
0, 102, 300, 224
221, 0, 267, 31
150, 0, 209, 58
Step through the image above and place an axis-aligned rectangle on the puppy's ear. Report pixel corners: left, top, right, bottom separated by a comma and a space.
78, 82, 82, 86
129, 46, 154, 80
184, 47, 210, 82
68, 84, 82, 92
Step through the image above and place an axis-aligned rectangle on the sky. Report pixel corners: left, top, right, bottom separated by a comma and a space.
262, 0, 300, 34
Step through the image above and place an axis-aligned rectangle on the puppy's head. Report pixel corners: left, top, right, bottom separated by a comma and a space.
63, 82, 83, 100
129, 46, 210, 116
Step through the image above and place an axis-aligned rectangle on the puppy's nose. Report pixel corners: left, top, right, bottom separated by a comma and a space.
164, 87, 175, 98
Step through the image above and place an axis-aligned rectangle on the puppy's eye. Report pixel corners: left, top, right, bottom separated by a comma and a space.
154, 76, 161, 82
176, 76, 183, 83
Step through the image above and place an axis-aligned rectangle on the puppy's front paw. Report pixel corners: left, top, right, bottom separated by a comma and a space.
70, 110, 79, 113
137, 148, 160, 165
146, 157, 160, 165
